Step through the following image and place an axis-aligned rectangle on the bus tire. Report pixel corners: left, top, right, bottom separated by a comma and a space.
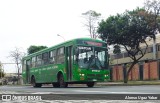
58, 74, 68, 88
31, 77, 42, 88
52, 83, 60, 88
86, 82, 95, 87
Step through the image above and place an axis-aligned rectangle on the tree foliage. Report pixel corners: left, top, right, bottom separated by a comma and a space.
27, 45, 48, 55
113, 45, 121, 54
144, 0, 160, 34
98, 6, 160, 83
82, 10, 101, 39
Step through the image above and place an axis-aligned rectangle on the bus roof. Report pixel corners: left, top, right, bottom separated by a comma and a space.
23, 38, 106, 60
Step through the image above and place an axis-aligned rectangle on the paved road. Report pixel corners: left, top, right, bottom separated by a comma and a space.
0, 85, 160, 103
0, 85, 160, 94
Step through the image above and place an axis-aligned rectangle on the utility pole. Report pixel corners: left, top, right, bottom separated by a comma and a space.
153, 39, 156, 59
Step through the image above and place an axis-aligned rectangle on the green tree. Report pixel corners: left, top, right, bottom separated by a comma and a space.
113, 45, 121, 54
98, 7, 160, 83
82, 10, 101, 39
27, 45, 48, 55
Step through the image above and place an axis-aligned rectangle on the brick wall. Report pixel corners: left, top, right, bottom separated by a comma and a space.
143, 61, 158, 80
127, 64, 139, 81
112, 65, 123, 81
111, 60, 159, 81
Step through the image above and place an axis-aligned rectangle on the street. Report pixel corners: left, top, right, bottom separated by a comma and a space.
0, 85, 160, 94
0, 85, 160, 103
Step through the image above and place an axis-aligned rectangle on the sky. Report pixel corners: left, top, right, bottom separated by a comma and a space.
0, 0, 145, 73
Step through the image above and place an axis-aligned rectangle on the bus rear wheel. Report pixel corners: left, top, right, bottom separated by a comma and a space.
58, 74, 68, 88
86, 82, 95, 87
31, 77, 42, 88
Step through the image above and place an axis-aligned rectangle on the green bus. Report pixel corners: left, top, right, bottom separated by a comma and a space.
22, 38, 110, 87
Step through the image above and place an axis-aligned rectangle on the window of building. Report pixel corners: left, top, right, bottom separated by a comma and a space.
147, 47, 153, 53
110, 54, 116, 59
116, 53, 123, 59
123, 52, 128, 57
157, 45, 160, 51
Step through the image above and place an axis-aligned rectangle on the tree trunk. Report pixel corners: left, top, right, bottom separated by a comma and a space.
16, 64, 20, 85
124, 61, 137, 83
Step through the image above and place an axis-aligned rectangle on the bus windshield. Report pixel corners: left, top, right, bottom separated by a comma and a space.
76, 46, 107, 69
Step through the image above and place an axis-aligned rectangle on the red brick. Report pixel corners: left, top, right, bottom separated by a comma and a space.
143, 63, 149, 80
112, 65, 123, 81
117, 65, 124, 81
150, 61, 158, 80
132, 64, 139, 80
127, 64, 139, 80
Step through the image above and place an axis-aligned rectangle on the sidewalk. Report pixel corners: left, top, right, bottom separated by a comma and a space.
1, 80, 160, 87
97, 80, 160, 86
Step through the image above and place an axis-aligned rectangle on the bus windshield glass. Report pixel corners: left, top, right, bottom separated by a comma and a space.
76, 46, 107, 69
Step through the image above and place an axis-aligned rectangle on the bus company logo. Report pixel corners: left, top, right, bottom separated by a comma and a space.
1, 95, 42, 101
2, 95, 11, 101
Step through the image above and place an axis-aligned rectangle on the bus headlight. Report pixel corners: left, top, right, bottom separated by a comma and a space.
79, 74, 85, 76
105, 75, 108, 77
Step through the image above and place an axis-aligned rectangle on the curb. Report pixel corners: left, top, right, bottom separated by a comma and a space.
96, 81, 160, 86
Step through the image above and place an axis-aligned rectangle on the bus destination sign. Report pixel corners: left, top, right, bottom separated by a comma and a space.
85, 41, 102, 47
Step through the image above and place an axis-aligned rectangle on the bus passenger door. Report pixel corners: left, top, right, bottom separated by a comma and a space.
26, 60, 31, 83
66, 46, 73, 81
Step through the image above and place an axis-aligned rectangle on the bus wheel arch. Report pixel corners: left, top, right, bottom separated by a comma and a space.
31, 75, 42, 88
31, 75, 35, 84
57, 72, 68, 88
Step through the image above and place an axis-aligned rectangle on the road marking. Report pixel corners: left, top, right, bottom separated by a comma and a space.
108, 92, 149, 94
74, 90, 103, 93
73, 90, 156, 94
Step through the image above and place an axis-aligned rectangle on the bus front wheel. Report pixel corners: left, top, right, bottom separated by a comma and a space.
58, 74, 68, 88
86, 82, 95, 87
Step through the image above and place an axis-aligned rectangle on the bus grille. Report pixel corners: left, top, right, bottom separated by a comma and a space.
87, 74, 103, 81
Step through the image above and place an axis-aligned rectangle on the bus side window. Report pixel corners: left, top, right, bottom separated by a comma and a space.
26, 60, 31, 67
42, 52, 48, 65
36, 54, 42, 66
22, 60, 26, 71
49, 51, 53, 63
49, 50, 56, 64
57, 47, 65, 64
31, 57, 36, 68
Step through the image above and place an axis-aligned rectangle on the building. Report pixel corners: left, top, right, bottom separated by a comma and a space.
109, 34, 160, 65
108, 34, 160, 81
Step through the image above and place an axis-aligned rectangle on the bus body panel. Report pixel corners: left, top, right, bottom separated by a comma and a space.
22, 38, 110, 86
